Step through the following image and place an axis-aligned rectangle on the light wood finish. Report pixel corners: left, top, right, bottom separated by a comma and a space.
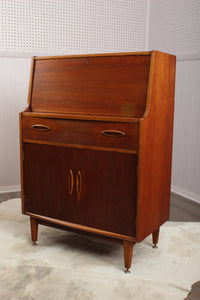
20, 51, 176, 270
31, 124, 50, 131
76, 170, 82, 197
68, 169, 74, 196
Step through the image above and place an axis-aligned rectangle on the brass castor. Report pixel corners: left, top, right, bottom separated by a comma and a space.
124, 268, 131, 273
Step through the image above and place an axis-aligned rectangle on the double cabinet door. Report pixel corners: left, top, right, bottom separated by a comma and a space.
23, 142, 138, 237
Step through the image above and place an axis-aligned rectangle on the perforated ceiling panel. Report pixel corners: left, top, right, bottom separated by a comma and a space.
148, 0, 200, 56
0, 0, 148, 56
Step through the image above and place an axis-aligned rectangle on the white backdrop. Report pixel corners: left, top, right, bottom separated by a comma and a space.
0, 0, 148, 56
0, 0, 200, 204
148, 0, 200, 56
148, 0, 200, 203
0, 0, 149, 192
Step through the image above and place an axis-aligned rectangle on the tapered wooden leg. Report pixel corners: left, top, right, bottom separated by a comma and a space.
152, 228, 160, 248
30, 217, 38, 245
123, 241, 135, 272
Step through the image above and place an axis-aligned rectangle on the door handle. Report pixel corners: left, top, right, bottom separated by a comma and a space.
101, 129, 126, 137
31, 124, 50, 131
76, 170, 82, 197
68, 169, 74, 195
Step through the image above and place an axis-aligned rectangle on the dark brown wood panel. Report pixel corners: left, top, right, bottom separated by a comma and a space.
31, 55, 150, 117
22, 116, 139, 151
23, 143, 79, 224
136, 51, 176, 242
75, 148, 138, 237
23, 143, 137, 237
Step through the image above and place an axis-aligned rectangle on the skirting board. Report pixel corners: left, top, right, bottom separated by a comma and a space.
0, 184, 199, 205
171, 185, 200, 205
0, 185, 21, 194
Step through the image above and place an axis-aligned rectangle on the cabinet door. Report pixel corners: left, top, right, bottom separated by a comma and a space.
75, 148, 138, 237
23, 143, 79, 224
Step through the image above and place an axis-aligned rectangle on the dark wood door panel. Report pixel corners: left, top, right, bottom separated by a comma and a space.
23, 143, 78, 223
76, 149, 138, 237
23, 143, 137, 237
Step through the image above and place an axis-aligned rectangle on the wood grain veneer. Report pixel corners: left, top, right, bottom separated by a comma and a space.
31, 55, 150, 117
23, 143, 137, 237
136, 51, 176, 242
20, 51, 176, 271
26, 212, 137, 242
22, 116, 139, 151
22, 111, 139, 123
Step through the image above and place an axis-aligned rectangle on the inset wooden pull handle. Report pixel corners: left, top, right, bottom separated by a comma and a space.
31, 124, 50, 131
101, 130, 126, 137
76, 170, 82, 197
68, 169, 74, 195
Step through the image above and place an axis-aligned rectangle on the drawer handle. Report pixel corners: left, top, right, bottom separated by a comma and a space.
76, 170, 82, 197
68, 169, 74, 195
31, 124, 50, 132
101, 130, 126, 137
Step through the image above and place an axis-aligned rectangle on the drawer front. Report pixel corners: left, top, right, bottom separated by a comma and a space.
22, 117, 139, 151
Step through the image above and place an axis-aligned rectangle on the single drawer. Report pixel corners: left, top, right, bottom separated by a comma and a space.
22, 116, 139, 151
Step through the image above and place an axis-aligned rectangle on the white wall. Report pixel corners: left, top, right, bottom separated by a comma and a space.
1, 0, 200, 204
171, 60, 200, 203
0, 0, 149, 192
148, 0, 200, 203
0, 58, 31, 192
0, 0, 148, 56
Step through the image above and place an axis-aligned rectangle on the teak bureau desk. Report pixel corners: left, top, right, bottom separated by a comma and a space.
19, 51, 176, 271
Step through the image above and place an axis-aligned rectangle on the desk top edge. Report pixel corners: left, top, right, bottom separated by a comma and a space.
33, 51, 176, 60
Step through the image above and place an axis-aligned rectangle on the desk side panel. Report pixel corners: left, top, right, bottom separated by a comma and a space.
136, 51, 176, 242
